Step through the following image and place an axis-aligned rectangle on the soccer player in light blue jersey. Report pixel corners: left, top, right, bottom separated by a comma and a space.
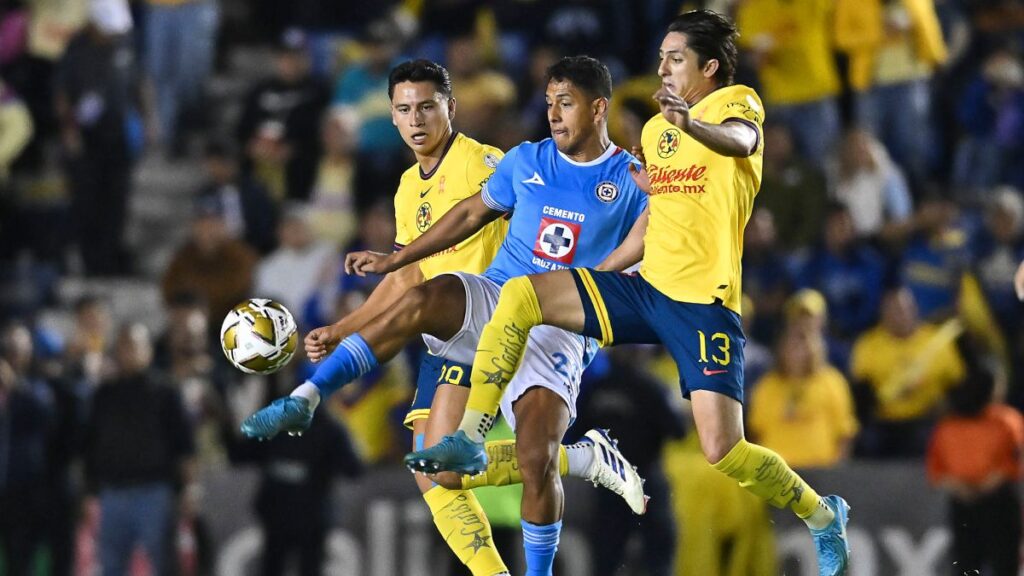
243, 56, 650, 576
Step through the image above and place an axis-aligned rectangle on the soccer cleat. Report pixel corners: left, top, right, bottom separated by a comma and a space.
811, 495, 851, 576
241, 396, 313, 440
582, 429, 649, 515
404, 430, 488, 475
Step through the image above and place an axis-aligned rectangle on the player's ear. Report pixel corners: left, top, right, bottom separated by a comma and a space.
703, 58, 720, 80
447, 97, 456, 121
593, 97, 609, 123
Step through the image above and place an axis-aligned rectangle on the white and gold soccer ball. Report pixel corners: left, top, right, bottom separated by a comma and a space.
220, 298, 298, 374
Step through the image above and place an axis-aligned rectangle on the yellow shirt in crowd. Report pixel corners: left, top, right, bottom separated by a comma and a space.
851, 321, 966, 421
736, 0, 841, 104
749, 366, 859, 468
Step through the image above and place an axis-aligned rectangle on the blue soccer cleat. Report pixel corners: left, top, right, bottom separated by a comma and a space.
241, 396, 313, 440
812, 495, 851, 576
404, 430, 488, 475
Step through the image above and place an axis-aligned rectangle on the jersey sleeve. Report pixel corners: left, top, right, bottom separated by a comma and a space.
480, 144, 520, 212
716, 87, 765, 151
393, 181, 414, 250
464, 146, 504, 197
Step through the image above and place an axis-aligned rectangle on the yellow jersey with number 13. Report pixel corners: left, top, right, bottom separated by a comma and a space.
394, 132, 508, 280
639, 84, 765, 314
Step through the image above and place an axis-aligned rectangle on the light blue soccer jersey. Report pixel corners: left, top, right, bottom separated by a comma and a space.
480, 139, 648, 286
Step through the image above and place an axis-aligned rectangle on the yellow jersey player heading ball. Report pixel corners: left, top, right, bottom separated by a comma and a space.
407, 10, 851, 576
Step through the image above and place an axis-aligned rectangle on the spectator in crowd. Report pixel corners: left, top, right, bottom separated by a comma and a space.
309, 107, 360, 245
851, 287, 966, 457
196, 139, 278, 255
237, 28, 330, 202
900, 195, 971, 322
829, 129, 914, 244
927, 367, 1023, 576
162, 195, 258, 329
446, 33, 517, 147
954, 47, 1024, 193
254, 203, 337, 323
782, 288, 851, 374
0, 79, 32, 186
64, 294, 113, 384
2, 0, 86, 169
55, 0, 154, 276
736, 0, 841, 169
0, 323, 52, 576
749, 327, 859, 469
971, 187, 1024, 360
835, 0, 948, 188
796, 202, 887, 341
571, 347, 686, 576
332, 18, 405, 173
84, 323, 196, 576
756, 122, 828, 251
742, 209, 792, 343
224, 380, 363, 576
143, 0, 217, 157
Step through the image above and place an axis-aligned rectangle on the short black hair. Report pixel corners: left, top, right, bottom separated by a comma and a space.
545, 55, 613, 101
949, 368, 996, 417
388, 59, 452, 100
667, 9, 739, 86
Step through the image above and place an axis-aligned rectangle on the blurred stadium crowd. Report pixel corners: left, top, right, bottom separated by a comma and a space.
1, 0, 1024, 574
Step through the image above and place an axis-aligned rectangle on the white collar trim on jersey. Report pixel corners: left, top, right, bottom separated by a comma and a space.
556, 141, 618, 167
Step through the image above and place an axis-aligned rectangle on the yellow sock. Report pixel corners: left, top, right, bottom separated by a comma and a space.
462, 442, 569, 489
712, 439, 823, 518
423, 486, 509, 575
460, 276, 543, 441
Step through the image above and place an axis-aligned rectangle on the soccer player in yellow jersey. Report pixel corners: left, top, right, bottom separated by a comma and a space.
241, 60, 646, 576
408, 11, 852, 576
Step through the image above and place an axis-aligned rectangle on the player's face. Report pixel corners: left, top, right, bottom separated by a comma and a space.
546, 80, 602, 156
657, 32, 717, 104
391, 81, 454, 155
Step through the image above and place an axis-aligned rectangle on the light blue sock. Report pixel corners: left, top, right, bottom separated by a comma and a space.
308, 334, 378, 397
522, 519, 561, 576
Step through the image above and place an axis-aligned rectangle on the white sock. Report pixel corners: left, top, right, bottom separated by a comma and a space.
803, 499, 835, 530
565, 442, 595, 478
290, 381, 321, 411
458, 409, 494, 444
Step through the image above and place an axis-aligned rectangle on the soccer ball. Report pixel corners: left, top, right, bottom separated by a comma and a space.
220, 298, 298, 374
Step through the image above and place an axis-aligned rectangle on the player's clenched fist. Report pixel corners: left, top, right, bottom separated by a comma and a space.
304, 325, 344, 362
344, 250, 397, 276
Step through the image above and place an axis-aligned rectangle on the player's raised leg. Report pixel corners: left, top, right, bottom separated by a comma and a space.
692, 390, 849, 575
241, 275, 468, 439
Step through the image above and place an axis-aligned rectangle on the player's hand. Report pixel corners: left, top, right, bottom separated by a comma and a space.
654, 87, 692, 132
628, 161, 652, 195
305, 324, 345, 363
344, 250, 396, 276
630, 145, 647, 168
1015, 260, 1024, 301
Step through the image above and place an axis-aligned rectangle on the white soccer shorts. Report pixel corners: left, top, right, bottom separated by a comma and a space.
422, 272, 594, 430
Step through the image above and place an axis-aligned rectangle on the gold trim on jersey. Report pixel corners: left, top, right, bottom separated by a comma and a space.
577, 269, 614, 345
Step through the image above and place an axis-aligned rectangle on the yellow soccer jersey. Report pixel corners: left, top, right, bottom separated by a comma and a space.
639, 84, 765, 314
394, 133, 507, 279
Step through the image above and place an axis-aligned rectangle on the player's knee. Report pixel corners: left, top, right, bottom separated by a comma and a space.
497, 276, 539, 319
517, 438, 560, 487
702, 436, 741, 466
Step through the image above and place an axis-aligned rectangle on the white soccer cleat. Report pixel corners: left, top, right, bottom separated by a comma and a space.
583, 428, 649, 515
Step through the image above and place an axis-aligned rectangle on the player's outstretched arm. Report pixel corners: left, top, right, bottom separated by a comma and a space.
345, 194, 504, 276
596, 207, 649, 272
655, 88, 758, 158
305, 264, 425, 362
